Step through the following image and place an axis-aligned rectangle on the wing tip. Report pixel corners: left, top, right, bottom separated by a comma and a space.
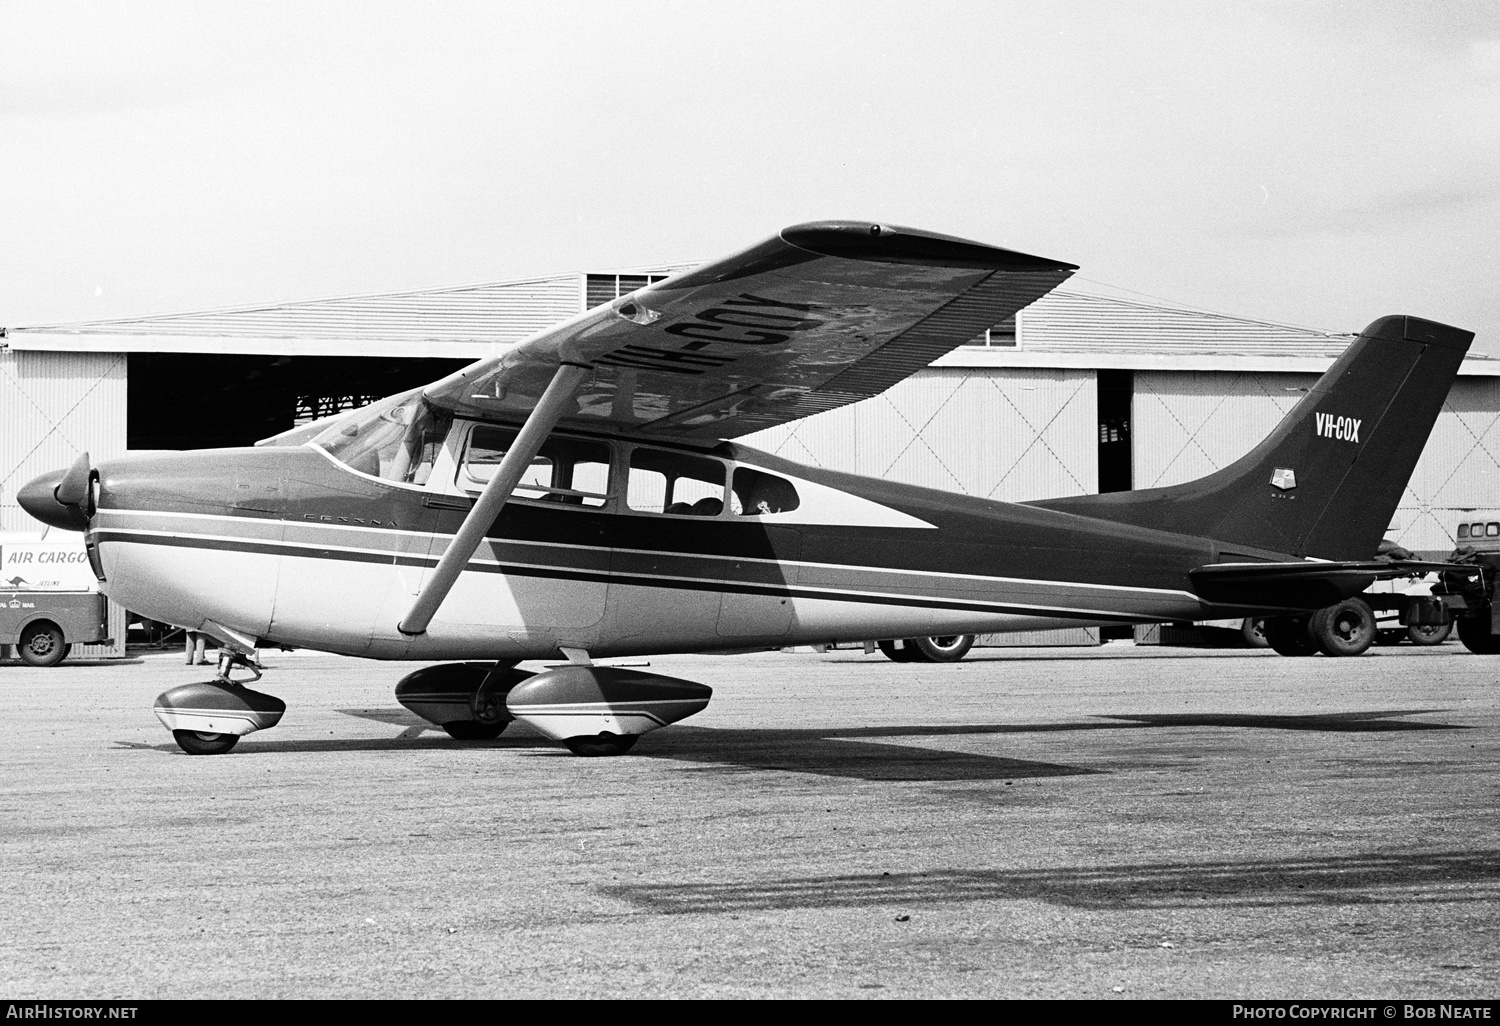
780, 220, 1078, 273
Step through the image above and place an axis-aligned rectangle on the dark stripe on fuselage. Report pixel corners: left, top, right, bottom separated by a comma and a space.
93, 528, 1162, 623
92, 441, 1227, 600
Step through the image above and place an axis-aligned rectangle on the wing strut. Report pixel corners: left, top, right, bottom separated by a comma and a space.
397, 361, 591, 637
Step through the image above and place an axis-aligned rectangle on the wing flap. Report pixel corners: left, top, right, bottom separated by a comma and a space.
423, 221, 1075, 439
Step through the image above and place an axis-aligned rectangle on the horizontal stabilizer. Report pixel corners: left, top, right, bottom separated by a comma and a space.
1189, 559, 1479, 610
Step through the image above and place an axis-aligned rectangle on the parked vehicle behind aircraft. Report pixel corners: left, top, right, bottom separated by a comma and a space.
0, 532, 110, 666
876, 635, 976, 663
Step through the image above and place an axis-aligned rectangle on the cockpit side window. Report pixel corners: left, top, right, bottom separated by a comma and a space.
461, 427, 611, 507
730, 467, 800, 516
626, 448, 726, 516
313, 391, 451, 485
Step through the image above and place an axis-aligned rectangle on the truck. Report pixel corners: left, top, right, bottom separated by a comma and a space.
1427, 515, 1500, 655
0, 531, 110, 667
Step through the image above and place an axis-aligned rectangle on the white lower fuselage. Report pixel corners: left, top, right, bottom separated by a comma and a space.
92, 502, 1214, 661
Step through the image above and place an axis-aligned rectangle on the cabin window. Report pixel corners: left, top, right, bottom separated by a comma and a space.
1489, 523, 1499, 538
313, 390, 451, 485
1459, 524, 1470, 539
461, 427, 611, 507
626, 448, 725, 516
730, 468, 800, 516
1476, 522, 1488, 538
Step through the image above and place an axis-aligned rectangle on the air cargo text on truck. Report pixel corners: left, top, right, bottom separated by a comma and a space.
0, 532, 110, 666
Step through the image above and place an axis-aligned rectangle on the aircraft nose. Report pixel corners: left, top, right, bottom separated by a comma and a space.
16, 453, 93, 531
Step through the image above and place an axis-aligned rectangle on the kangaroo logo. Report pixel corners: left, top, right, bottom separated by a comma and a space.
1315, 412, 1361, 442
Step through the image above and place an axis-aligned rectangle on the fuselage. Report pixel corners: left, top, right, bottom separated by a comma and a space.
73, 413, 1283, 661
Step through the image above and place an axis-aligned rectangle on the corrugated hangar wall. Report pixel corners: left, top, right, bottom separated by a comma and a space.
0, 349, 128, 656
742, 367, 1098, 500
0, 350, 128, 531
1133, 371, 1316, 490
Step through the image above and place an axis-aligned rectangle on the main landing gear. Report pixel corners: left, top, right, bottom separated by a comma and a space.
397, 661, 712, 757
394, 661, 528, 741
152, 653, 714, 758
153, 651, 285, 755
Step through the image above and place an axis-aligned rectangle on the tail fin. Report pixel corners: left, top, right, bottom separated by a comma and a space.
1032, 315, 1473, 560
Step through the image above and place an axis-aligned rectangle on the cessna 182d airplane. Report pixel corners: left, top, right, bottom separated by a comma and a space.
17, 221, 1476, 757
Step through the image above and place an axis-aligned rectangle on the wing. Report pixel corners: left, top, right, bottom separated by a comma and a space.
422, 221, 1076, 440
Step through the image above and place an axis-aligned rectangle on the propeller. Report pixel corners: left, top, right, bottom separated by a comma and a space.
54, 452, 92, 509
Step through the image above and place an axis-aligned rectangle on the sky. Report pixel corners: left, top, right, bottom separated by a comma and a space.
2, 1, 1498, 350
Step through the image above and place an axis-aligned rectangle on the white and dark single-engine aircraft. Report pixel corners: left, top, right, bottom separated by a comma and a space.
17, 221, 1477, 756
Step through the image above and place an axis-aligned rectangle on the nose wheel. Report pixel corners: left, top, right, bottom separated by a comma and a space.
155, 650, 284, 755
172, 729, 240, 755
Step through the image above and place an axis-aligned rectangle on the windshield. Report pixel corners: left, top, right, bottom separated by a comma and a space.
312, 390, 451, 485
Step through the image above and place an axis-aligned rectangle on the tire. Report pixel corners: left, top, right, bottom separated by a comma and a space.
442, 720, 508, 741
172, 730, 239, 755
17, 622, 69, 667
909, 635, 975, 662
1240, 618, 1270, 649
877, 639, 919, 663
563, 733, 638, 757
1310, 598, 1376, 657
1456, 615, 1500, 654
1264, 616, 1318, 657
1406, 621, 1452, 646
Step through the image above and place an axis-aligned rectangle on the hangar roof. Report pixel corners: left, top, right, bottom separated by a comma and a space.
3, 264, 1492, 375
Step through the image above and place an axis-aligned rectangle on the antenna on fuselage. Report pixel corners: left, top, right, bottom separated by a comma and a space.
396, 361, 591, 636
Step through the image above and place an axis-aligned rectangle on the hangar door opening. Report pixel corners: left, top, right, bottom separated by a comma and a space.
126, 354, 471, 450
1097, 369, 1132, 494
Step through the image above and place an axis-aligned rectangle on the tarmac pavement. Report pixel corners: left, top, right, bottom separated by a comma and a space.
1, 642, 1497, 999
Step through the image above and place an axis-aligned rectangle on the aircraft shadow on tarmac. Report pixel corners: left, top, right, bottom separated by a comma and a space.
601, 849, 1500, 914
118, 707, 1462, 780
632, 710, 1460, 780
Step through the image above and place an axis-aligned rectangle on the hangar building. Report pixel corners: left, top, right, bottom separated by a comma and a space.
4, 265, 1496, 656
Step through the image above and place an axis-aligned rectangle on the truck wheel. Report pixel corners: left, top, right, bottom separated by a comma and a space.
1406, 622, 1452, 646
17, 622, 69, 667
1240, 618, 1270, 648
1264, 616, 1317, 656
909, 635, 975, 662
1456, 616, 1500, 654
1310, 598, 1376, 657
